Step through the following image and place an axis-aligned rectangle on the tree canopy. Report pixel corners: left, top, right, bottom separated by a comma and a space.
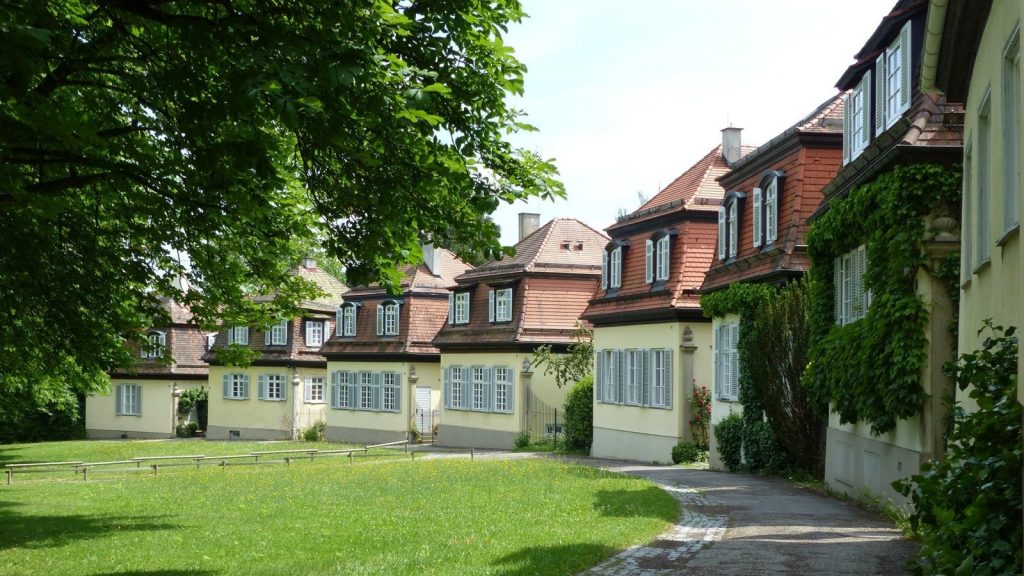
0, 0, 562, 427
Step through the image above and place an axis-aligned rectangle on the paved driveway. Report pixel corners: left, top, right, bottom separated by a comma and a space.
578, 460, 918, 576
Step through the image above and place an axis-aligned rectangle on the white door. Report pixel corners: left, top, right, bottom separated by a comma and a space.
415, 387, 432, 436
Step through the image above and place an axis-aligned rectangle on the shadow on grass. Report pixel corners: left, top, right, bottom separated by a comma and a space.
491, 543, 618, 576
90, 571, 220, 576
592, 486, 679, 521
0, 508, 179, 550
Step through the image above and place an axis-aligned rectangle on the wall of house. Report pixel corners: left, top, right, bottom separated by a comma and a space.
708, 313, 743, 470
322, 360, 441, 445
438, 351, 562, 449
86, 379, 204, 439
206, 365, 327, 440
590, 321, 711, 465
957, 0, 1024, 408
824, 265, 956, 504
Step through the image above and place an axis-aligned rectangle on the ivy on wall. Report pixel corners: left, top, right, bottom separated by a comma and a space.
805, 163, 961, 435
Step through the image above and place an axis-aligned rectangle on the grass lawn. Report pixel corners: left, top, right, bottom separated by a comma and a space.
0, 445, 678, 576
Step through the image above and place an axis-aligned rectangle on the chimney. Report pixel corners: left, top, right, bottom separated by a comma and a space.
518, 212, 541, 242
721, 126, 743, 166
301, 258, 317, 269
422, 243, 443, 276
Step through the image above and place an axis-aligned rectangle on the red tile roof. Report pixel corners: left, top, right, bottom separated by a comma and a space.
435, 218, 605, 348
112, 298, 210, 378
322, 249, 472, 357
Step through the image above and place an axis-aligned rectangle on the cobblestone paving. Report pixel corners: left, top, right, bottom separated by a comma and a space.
578, 482, 728, 576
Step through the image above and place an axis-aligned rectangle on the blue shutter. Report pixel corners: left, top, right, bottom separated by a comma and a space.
616, 349, 626, 404
376, 305, 384, 336
394, 374, 403, 413
257, 374, 267, 400
641, 349, 651, 406
488, 290, 495, 323
222, 374, 231, 398
663, 350, 673, 408
373, 372, 383, 411
506, 368, 515, 414
448, 293, 454, 325
601, 251, 608, 290
443, 366, 451, 409
594, 351, 604, 404
242, 374, 250, 399
135, 385, 142, 415
752, 187, 762, 247
115, 384, 124, 415
645, 239, 653, 283
330, 372, 340, 408
898, 21, 911, 113
717, 207, 727, 259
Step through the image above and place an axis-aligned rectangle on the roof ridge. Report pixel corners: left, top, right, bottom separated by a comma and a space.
522, 218, 558, 271
637, 144, 723, 213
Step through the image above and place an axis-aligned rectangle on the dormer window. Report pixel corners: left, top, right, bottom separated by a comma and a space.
609, 246, 622, 288
717, 192, 745, 261
488, 287, 513, 323
753, 171, 783, 248
228, 326, 249, 345
645, 231, 675, 285
305, 319, 324, 348
337, 303, 358, 337
142, 331, 165, 359
844, 73, 870, 164
449, 292, 470, 325
265, 320, 288, 346
876, 21, 911, 135
377, 300, 400, 336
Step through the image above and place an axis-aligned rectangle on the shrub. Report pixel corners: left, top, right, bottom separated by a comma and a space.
409, 420, 421, 444
671, 441, 707, 464
714, 412, 743, 470
513, 430, 530, 449
302, 421, 325, 442
186, 422, 200, 437
563, 375, 593, 452
896, 323, 1021, 576
689, 385, 711, 450
741, 420, 785, 473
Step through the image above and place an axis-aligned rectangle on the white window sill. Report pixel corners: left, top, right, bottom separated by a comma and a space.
223, 397, 249, 401
259, 398, 286, 402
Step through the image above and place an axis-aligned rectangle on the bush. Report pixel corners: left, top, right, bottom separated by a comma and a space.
742, 420, 786, 473
671, 441, 707, 464
715, 412, 744, 470
513, 430, 530, 449
896, 324, 1021, 576
563, 375, 593, 452
302, 421, 325, 442
689, 385, 711, 450
186, 422, 200, 437
409, 419, 421, 444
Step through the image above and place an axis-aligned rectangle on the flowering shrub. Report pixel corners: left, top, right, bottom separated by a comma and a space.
689, 384, 711, 450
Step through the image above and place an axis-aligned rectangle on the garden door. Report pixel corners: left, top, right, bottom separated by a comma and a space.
415, 387, 432, 439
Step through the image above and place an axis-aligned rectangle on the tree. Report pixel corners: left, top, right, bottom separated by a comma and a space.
0, 1, 563, 428
530, 323, 593, 389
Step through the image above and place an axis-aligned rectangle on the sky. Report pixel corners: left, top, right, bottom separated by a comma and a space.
492, 0, 895, 246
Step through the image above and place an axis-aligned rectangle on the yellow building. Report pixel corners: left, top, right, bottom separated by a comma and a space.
434, 216, 606, 449
922, 0, 1023, 406
87, 296, 209, 439
811, 1, 962, 504
321, 246, 470, 445
581, 135, 750, 465
204, 260, 347, 440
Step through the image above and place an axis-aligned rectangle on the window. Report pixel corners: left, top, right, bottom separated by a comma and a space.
338, 304, 358, 337
115, 384, 141, 416
359, 372, 374, 409
493, 367, 513, 413
447, 366, 466, 409
488, 288, 513, 322
258, 373, 286, 401
331, 371, 354, 409
472, 366, 489, 410
265, 320, 288, 346
228, 326, 249, 346
595, 348, 672, 408
753, 172, 783, 248
222, 373, 249, 399
625, 349, 642, 405
1003, 27, 1021, 235
377, 301, 400, 335
382, 372, 401, 412
445, 365, 512, 413
834, 245, 870, 325
714, 323, 739, 401
718, 193, 744, 260
449, 292, 470, 325
978, 94, 992, 266
844, 70, 872, 163
875, 21, 911, 134
609, 246, 622, 289
305, 320, 324, 348
303, 376, 325, 403
645, 234, 672, 283
142, 331, 165, 360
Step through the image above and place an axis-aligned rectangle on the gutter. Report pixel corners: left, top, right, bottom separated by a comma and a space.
920, 0, 949, 94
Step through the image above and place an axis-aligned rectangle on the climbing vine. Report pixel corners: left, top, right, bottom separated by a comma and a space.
805, 163, 961, 435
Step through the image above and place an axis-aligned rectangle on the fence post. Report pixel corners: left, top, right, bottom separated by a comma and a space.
5, 469, 10, 485
348, 452, 353, 465
83, 467, 88, 482
470, 448, 474, 461
152, 464, 158, 475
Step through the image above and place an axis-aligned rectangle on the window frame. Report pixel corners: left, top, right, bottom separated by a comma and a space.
1002, 25, 1022, 238
142, 330, 165, 360
452, 292, 470, 325
260, 373, 286, 401
492, 367, 513, 414
228, 326, 249, 346
115, 383, 142, 416
224, 373, 249, 400
976, 91, 992, 269
268, 320, 288, 346
718, 192, 745, 261
491, 287, 513, 323
341, 304, 358, 337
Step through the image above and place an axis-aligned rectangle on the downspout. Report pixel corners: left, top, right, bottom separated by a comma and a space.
921, 0, 949, 95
